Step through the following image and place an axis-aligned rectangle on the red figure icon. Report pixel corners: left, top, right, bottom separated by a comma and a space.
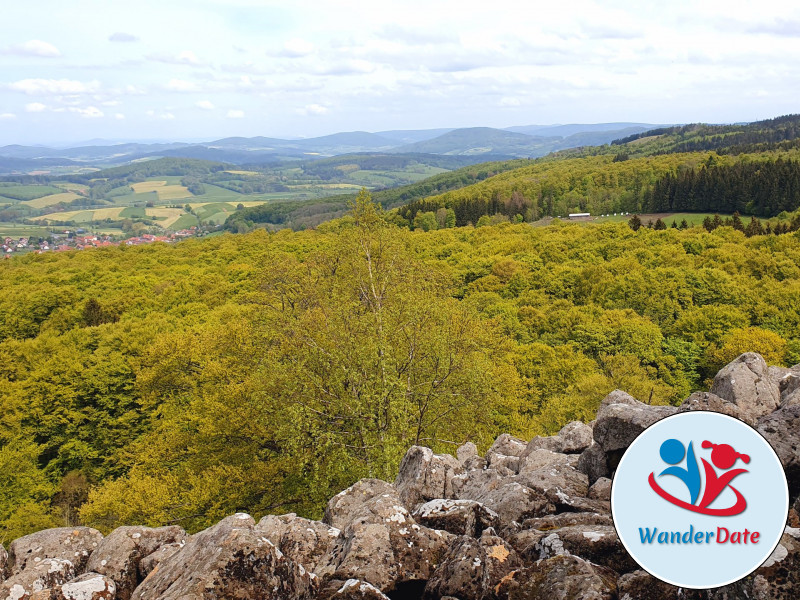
697, 441, 749, 511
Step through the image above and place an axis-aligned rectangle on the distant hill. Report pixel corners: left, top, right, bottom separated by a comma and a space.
506, 122, 660, 137
392, 127, 555, 157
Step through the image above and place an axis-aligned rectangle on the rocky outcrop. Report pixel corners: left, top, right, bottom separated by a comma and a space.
130, 514, 317, 600
711, 352, 781, 424
5, 353, 798, 600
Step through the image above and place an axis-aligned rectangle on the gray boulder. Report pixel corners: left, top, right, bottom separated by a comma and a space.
324, 479, 396, 530
314, 491, 452, 594
679, 390, 743, 420
137, 543, 182, 580
51, 573, 117, 600
423, 532, 520, 600
84, 526, 184, 600
577, 443, 609, 485
9, 527, 103, 576
495, 555, 617, 599
394, 446, 463, 510
517, 512, 613, 534
319, 579, 391, 599
412, 499, 500, 537
594, 392, 678, 454
0, 558, 76, 600
777, 365, 800, 407
516, 454, 590, 500
456, 442, 479, 465
129, 513, 316, 600
526, 422, 593, 455
460, 482, 554, 527
757, 405, 800, 498
711, 352, 781, 424
487, 434, 527, 458
588, 477, 612, 501
1, 544, 6, 582
256, 513, 340, 572
514, 524, 637, 574
617, 570, 702, 600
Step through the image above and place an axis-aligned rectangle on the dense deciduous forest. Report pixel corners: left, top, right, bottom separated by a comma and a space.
2, 193, 798, 542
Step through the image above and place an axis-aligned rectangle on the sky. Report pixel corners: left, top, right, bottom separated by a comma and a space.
1, 0, 799, 145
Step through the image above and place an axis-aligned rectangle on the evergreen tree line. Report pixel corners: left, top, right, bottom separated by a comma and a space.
646, 158, 800, 216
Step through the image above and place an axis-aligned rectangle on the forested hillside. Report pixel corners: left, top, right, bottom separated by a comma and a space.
2, 194, 798, 541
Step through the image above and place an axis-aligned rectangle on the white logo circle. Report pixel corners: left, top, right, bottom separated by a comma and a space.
611, 412, 788, 589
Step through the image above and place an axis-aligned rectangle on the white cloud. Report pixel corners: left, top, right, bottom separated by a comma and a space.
196, 100, 215, 110
306, 104, 328, 115
161, 113, 176, 120
165, 79, 200, 92
281, 38, 315, 57
70, 106, 104, 118
148, 50, 203, 66
226, 109, 245, 118
10, 79, 99, 95
0, 113, 16, 120
109, 32, 139, 43
25, 102, 48, 112
4, 39, 61, 58
499, 96, 521, 106
115, 113, 126, 120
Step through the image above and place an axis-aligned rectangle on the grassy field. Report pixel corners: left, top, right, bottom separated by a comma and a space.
595, 212, 725, 225
0, 222, 55, 238
21, 192, 81, 208
131, 180, 192, 201
0, 184, 64, 201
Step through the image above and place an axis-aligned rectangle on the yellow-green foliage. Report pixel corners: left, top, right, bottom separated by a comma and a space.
1, 194, 800, 538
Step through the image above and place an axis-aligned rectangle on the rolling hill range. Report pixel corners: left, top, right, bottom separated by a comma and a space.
0, 123, 661, 174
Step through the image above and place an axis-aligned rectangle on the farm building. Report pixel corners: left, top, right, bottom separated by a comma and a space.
568, 212, 591, 220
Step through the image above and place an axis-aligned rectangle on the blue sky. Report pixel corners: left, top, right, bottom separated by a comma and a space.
1, 0, 799, 145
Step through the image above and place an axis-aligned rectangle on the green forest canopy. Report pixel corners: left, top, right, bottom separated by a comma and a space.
1, 192, 799, 542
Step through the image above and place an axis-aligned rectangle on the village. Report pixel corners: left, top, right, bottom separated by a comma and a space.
2, 227, 203, 257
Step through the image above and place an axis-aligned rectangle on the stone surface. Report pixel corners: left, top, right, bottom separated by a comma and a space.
423, 532, 520, 600
778, 366, 800, 407
679, 390, 743, 420
130, 514, 316, 600
711, 352, 781, 424
256, 513, 340, 572
487, 434, 528, 458
412, 499, 500, 537
324, 479, 396, 531
52, 573, 116, 600
456, 442, 479, 464
558, 421, 595, 454
0, 544, 6, 583
464, 482, 553, 527
496, 555, 617, 600
137, 544, 182, 580
314, 491, 452, 594
9, 528, 103, 576
84, 526, 184, 600
617, 570, 701, 600
394, 446, 463, 510
0, 559, 76, 600
577, 443, 609, 485
319, 579, 391, 600
757, 405, 800, 498
594, 394, 678, 454
588, 477, 612, 501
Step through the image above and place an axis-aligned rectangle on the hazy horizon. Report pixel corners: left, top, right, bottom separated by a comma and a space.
2, 0, 799, 145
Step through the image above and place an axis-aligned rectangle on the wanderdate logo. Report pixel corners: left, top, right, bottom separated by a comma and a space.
612, 412, 788, 589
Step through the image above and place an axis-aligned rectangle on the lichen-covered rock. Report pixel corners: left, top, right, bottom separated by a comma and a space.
412, 499, 500, 537
777, 366, 800, 407
790, 497, 800, 528
319, 579, 391, 599
451, 466, 505, 501
588, 477, 612, 501
130, 513, 316, 600
1, 544, 7, 582
527, 422, 594, 456
9, 528, 103, 576
496, 555, 617, 600
679, 390, 743, 420
314, 490, 452, 594
617, 570, 701, 600
515, 455, 589, 500
51, 573, 116, 600
0, 559, 76, 600
256, 513, 340, 572
324, 479, 396, 530
487, 434, 528, 458
464, 482, 553, 527
457, 442, 479, 465
516, 512, 613, 535
757, 405, 800, 497
394, 446, 463, 510
594, 393, 678, 455
423, 532, 520, 600
710, 352, 781, 424
577, 443, 609, 485
514, 525, 637, 574
84, 526, 184, 600
137, 543, 182, 580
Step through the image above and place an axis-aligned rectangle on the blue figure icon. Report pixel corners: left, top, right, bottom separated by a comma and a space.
659, 438, 701, 505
